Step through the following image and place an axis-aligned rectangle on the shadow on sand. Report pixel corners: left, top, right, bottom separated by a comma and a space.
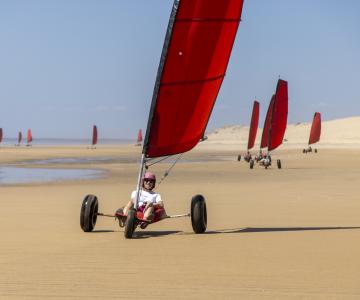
133, 230, 182, 239
205, 226, 360, 234
90, 226, 360, 238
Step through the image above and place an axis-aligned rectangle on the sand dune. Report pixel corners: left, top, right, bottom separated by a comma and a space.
205, 116, 360, 149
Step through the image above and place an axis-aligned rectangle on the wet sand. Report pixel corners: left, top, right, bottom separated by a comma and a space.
1, 145, 360, 299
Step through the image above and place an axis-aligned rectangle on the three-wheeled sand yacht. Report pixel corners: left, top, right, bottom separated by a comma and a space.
303, 112, 321, 154
237, 100, 259, 162
250, 79, 288, 170
80, 0, 245, 238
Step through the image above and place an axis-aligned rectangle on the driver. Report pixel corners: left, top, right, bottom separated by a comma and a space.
123, 171, 166, 222
244, 151, 252, 162
259, 154, 270, 166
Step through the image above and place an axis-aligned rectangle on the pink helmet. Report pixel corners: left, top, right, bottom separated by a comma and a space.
143, 171, 156, 182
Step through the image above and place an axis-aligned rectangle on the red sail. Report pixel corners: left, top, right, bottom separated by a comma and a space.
260, 95, 275, 149
268, 79, 288, 151
247, 101, 259, 150
18, 131, 22, 144
308, 112, 321, 145
0, 128, 3, 143
92, 125, 98, 145
145, 0, 244, 158
137, 129, 143, 143
27, 129, 33, 144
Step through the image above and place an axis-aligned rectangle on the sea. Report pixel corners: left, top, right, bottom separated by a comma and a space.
1, 137, 133, 146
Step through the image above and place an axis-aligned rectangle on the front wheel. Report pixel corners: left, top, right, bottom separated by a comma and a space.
314, 149, 318, 153
277, 159, 282, 169
237, 155, 241, 161
191, 195, 207, 234
250, 159, 254, 169
80, 194, 98, 232
124, 209, 136, 239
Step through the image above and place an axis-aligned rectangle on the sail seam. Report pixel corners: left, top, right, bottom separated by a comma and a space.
161, 74, 225, 86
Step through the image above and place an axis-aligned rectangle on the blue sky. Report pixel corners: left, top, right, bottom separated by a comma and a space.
0, 0, 359, 139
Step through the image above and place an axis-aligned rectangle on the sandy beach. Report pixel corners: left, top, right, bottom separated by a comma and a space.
1, 127, 360, 299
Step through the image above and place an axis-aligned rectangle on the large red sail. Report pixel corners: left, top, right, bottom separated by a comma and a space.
92, 125, 98, 145
308, 112, 321, 145
268, 79, 288, 151
18, 131, 22, 144
27, 129, 33, 144
0, 128, 3, 143
144, 0, 244, 158
247, 101, 259, 150
137, 129, 143, 144
260, 95, 275, 149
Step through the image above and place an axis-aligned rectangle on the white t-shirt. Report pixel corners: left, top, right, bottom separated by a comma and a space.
131, 189, 162, 207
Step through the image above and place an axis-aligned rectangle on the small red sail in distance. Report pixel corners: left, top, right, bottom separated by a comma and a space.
144, 0, 244, 158
0, 128, 3, 143
92, 125, 98, 145
260, 95, 275, 149
268, 79, 288, 152
18, 131, 22, 144
27, 129, 33, 144
247, 101, 259, 150
308, 112, 321, 145
137, 129, 143, 144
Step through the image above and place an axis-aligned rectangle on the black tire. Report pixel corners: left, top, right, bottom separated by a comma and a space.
80, 194, 98, 232
314, 149, 318, 153
277, 159, 282, 169
191, 195, 207, 234
124, 209, 136, 239
303, 149, 306, 153
250, 159, 254, 169
237, 155, 241, 161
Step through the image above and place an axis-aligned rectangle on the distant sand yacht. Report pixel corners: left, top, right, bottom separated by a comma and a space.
16, 131, 22, 146
89, 125, 97, 149
136, 129, 142, 146
303, 112, 321, 154
26, 129, 33, 146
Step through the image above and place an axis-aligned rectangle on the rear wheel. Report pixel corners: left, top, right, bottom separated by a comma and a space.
303, 149, 306, 153
124, 209, 136, 239
191, 195, 207, 234
237, 155, 241, 161
314, 149, 318, 153
250, 159, 254, 169
80, 194, 98, 232
277, 159, 282, 169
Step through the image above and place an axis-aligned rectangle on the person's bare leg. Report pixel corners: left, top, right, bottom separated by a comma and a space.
123, 200, 134, 216
143, 203, 154, 221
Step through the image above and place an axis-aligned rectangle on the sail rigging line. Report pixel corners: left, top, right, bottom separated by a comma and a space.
146, 155, 172, 168
155, 154, 183, 189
